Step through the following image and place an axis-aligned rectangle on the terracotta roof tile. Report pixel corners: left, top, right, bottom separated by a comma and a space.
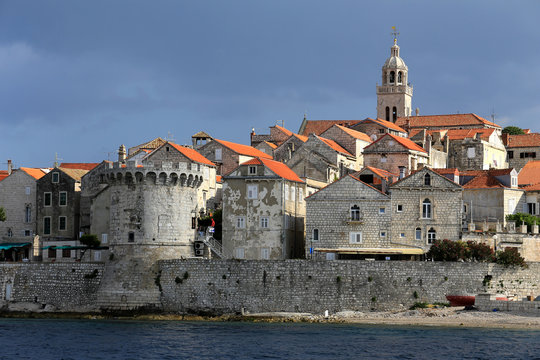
59, 163, 100, 171
0, 171, 8, 182
301, 120, 362, 136
273, 125, 293, 137
335, 125, 372, 143
317, 136, 353, 156
518, 160, 540, 186
292, 133, 308, 142
239, 157, 304, 183
445, 128, 496, 141
396, 113, 501, 129
168, 143, 215, 166
363, 166, 398, 179
365, 133, 427, 153
214, 139, 273, 159
19, 167, 47, 180
360, 118, 407, 133
462, 173, 505, 189
505, 133, 540, 148
523, 182, 540, 191
58, 168, 89, 181
262, 141, 278, 149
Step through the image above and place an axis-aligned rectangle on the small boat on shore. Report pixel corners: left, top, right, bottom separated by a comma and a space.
446, 295, 475, 307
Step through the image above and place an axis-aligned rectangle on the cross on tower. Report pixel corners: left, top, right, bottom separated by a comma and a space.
391, 26, 400, 43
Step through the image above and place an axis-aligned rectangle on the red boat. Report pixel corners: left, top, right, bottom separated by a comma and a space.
445, 295, 475, 307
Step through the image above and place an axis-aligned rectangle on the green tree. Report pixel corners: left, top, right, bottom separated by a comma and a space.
495, 247, 526, 268
502, 126, 524, 135
506, 213, 539, 232
0, 207, 6, 222
79, 234, 100, 248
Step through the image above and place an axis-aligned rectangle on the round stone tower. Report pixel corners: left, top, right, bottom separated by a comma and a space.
376, 36, 413, 122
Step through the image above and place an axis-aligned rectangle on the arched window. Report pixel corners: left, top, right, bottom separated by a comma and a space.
398, 71, 402, 84
350, 205, 360, 221
392, 107, 397, 122
385, 106, 390, 121
415, 227, 422, 240
389, 71, 395, 84
422, 199, 432, 219
427, 228, 436, 243
424, 173, 431, 186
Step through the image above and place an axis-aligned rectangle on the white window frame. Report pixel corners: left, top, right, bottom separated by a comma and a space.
427, 228, 436, 244
236, 216, 245, 229
396, 204, 403, 212
248, 165, 257, 175
215, 148, 222, 161
422, 199, 432, 219
349, 231, 362, 244
260, 217, 269, 228
247, 184, 258, 200
43, 217, 51, 235
415, 227, 422, 240
101, 233, 108, 244
260, 248, 270, 260
59, 191, 68, 206
284, 184, 289, 201
235, 247, 245, 259
290, 185, 296, 201
299, 188, 304, 200
44, 192, 52, 207
58, 216, 67, 231
351, 205, 360, 221
52, 172, 59, 183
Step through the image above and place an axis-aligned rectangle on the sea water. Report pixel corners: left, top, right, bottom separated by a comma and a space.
0, 318, 538, 359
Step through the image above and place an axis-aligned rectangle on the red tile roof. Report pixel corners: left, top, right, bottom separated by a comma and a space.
523, 182, 540, 191
292, 133, 308, 142
366, 133, 427, 153
262, 141, 278, 149
0, 170, 8, 182
168, 143, 215, 166
317, 136, 354, 156
59, 163, 100, 171
445, 128, 496, 141
462, 173, 505, 189
518, 160, 540, 186
504, 133, 540, 148
301, 120, 362, 136
214, 139, 273, 159
216, 175, 223, 183
363, 166, 398, 180
273, 125, 293, 137
19, 167, 47, 180
360, 118, 407, 133
240, 158, 304, 183
396, 113, 501, 129
433, 168, 460, 176
335, 125, 372, 143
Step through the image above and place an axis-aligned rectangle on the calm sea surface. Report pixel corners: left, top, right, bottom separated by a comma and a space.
0, 318, 538, 360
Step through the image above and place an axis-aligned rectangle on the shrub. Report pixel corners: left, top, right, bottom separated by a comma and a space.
466, 241, 495, 262
506, 213, 540, 233
502, 126, 524, 135
80, 234, 100, 248
495, 247, 527, 268
427, 239, 494, 262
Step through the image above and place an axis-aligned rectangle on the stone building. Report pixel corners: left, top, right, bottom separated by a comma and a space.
305, 174, 394, 260
518, 160, 540, 188
298, 118, 361, 137
273, 133, 308, 163
250, 124, 293, 148
363, 133, 429, 177
445, 128, 507, 170
389, 167, 463, 252
396, 113, 501, 133
254, 141, 278, 158
353, 166, 397, 193
198, 138, 272, 176
349, 117, 408, 141
320, 124, 372, 162
503, 132, 540, 171
222, 157, 306, 259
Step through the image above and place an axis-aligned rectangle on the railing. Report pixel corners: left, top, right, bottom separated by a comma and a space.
198, 232, 231, 259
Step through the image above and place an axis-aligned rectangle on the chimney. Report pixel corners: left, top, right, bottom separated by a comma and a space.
118, 144, 127, 162
415, 108, 420, 116
7, 159, 12, 175
426, 134, 432, 154
398, 166, 406, 180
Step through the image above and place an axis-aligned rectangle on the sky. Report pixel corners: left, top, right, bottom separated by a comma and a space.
1, 0, 539, 168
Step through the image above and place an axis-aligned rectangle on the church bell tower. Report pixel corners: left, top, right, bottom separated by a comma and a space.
376, 28, 413, 122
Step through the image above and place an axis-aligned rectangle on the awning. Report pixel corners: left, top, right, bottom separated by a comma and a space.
314, 247, 425, 255
0, 242, 32, 250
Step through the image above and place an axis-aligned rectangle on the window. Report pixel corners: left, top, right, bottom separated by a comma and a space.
128, 232, 135, 242
385, 106, 390, 121
284, 184, 289, 201
192, 217, 196, 229
235, 248, 245, 259
400, 232, 405, 238
48, 248, 56, 259
520, 152, 536, 158
528, 203, 537, 215
511, 177, 517, 187
43, 217, 51, 235
380, 231, 387, 238
52, 172, 59, 183
248, 166, 257, 175
59, 191, 67, 206
25, 186, 31, 195
392, 107, 397, 123
427, 228, 436, 244
349, 232, 362, 244
508, 151, 514, 159
101, 233, 108, 244
290, 186, 296, 201
350, 205, 360, 220
247, 184, 258, 199
59, 216, 67, 231
389, 71, 395, 83
261, 217, 269, 228
236, 217, 245, 229
299, 188, 304, 200
24, 230, 31, 237
422, 199, 432, 219
379, 128, 385, 134
215, 148, 222, 161
25, 205, 31, 223
397, 204, 403, 212
44, 192, 52, 207
398, 71, 402, 84
467, 147, 476, 158
312, 229, 319, 241
415, 227, 422, 240
508, 198, 516, 214
62, 249, 71, 258
424, 173, 431, 186
261, 248, 270, 260
379, 207, 386, 214
7, 228, 12, 237
94, 251, 101, 261
380, 155, 387, 163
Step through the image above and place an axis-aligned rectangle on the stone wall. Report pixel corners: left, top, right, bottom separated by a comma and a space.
0, 263, 104, 311
159, 259, 540, 314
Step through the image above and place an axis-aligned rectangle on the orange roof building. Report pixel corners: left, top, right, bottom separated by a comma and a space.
503, 133, 540, 171
396, 113, 501, 131
59, 163, 100, 171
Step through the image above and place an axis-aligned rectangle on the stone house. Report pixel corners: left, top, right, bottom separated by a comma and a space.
353, 166, 397, 193
286, 134, 359, 188
445, 128, 507, 170
273, 133, 308, 163
503, 132, 540, 171
305, 174, 394, 260
191, 131, 213, 150
320, 124, 372, 165
127, 137, 167, 156
254, 141, 277, 158
198, 138, 272, 176
363, 133, 429, 177
407, 129, 448, 168
250, 124, 293, 148
349, 117, 408, 141
389, 167, 463, 253
222, 157, 306, 260
298, 118, 361, 137
518, 160, 540, 188
396, 113, 501, 133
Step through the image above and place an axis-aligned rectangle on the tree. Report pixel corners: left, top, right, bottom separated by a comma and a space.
506, 213, 539, 232
0, 207, 5, 222
79, 234, 100, 248
502, 126, 524, 135
495, 247, 526, 268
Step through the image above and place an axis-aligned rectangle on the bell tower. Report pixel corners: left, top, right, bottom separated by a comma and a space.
376, 28, 413, 123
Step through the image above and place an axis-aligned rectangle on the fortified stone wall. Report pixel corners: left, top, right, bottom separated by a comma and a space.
159, 259, 540, 315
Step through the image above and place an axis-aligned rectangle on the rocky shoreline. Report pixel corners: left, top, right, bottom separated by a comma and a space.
1, 306, 539, 329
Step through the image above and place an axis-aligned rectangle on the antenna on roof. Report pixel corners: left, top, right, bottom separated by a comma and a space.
54, 153, 63, 168
277, 120, 284, 127
166, 132, 176, 143
491, 107, 496, 123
